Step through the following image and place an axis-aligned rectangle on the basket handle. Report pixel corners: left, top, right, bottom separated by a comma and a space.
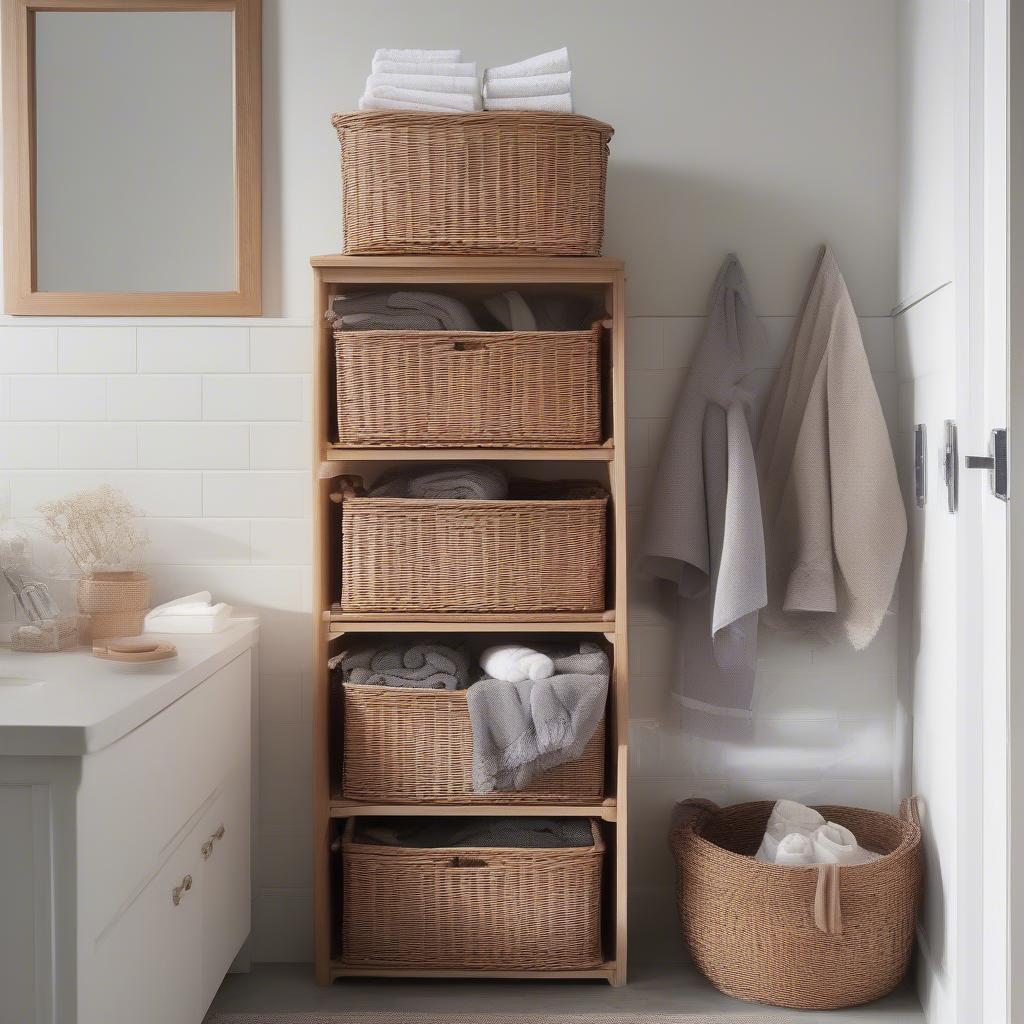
899, 795, 922, 828
813, 863, 844, 935
447, 856, 490, 869
669, 797, 720, 840
445, 339, 490, 355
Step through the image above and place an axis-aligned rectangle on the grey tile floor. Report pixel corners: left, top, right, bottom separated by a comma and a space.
207, 924, 923, 1023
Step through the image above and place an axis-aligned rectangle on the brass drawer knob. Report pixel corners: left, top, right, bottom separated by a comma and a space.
171, 874, 193, 906
201, 824, 226, 860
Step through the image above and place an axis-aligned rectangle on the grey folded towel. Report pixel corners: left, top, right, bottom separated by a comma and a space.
331, 290, 478, 331
355, 816, 594, 849
467, 641, 609, 793
332, 641, 471, 690
369, 463, 508, 500
482, 290, 595, 331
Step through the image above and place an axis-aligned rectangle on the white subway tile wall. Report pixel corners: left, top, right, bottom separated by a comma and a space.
0, 314, 898, 961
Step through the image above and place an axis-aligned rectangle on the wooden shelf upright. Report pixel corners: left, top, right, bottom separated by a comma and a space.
310, 255, 629, 987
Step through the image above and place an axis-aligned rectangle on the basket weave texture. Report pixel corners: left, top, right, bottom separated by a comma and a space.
77, 572, 150, 640
669, 799, 922, 1010
340, 496, 607, 613
334, 324, 603, 448
331, 111, 613, 255
340, 681, 605, 804
340, 818, 604, 970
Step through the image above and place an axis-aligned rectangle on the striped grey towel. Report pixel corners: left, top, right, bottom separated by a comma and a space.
369, 463, 507, 500
334, 641, 471, 690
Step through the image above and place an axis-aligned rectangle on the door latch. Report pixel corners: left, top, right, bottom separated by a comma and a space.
964, 428, 1008, 501
943, 420, 959, 513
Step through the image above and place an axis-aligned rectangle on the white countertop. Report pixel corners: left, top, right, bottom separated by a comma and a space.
0, 619, 259, 757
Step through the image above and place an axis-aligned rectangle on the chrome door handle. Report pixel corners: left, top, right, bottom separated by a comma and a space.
201, 824, 226, 860
964, 428, 1008, 501
172, 874, 193, 906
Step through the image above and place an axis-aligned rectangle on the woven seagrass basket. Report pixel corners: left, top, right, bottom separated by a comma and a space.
334, 323, 603, 448
331, 111, 613, 255
339, 680, 605, 804
339, 492, 607, 614
77, 571, 150, 640
340, 817, 604, 970
669, 798, 922, 1010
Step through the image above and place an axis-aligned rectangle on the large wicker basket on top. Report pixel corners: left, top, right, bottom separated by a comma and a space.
340, 817, 604, 970
334, 323, 603, 448
339, 680, 605, 804
331, 111, 614, 255
670, 798, 922, 1010
339, 489, 607, 614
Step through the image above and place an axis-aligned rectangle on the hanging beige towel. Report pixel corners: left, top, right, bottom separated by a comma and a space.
757, 246, 906, 648
643, 255, 768, 716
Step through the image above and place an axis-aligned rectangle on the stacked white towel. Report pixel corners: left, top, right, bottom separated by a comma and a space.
144, 591, 233, 634
754, 799, 881, 867
360, 48, 481, 113
483, 47, 573, 112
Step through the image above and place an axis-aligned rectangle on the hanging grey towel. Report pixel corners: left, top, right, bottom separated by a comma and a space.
757, 246, 906, 648
369, 463, 508, 500
643, 255, 768, 717
467, 642, 609, 793
332, 641, 471, 690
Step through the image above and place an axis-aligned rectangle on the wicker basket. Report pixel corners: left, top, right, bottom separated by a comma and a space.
340, 817, 604, 970
331, 111, 614, 255
339, 681, 605, 803
339, 494, 607, 613
334, 323, 603, 448
77, 571, 151, 640
669, 798, 923, 1010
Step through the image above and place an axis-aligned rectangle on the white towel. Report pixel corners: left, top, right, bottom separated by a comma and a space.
367, 72, 479, 95
368, 85, 480, 112
757, 245, 907, 649
484, 47, 570, 80
754, 820, 791, 863
373, 48, 461, 64
484, 93, 573, 113
371, 60, 477, 78
768, 798, 827, 834
812, 822, 880, 865
643, 256, 768, 718
775, 832, 817, 866
359, 95, 458, 114
144, 591, 232, 634
483, 71, 571, 99
481, 645, 555, 683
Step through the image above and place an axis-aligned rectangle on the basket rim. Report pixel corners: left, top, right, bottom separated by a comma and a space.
331, 109, 614, 138
333, 322, 604, 344
342, 496, 609, 510
673, 799, 921, 874
342, 679, 470, 700
342, 816, 604, 854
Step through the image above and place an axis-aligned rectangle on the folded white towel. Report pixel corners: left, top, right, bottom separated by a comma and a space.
481, 644, 555, 684
373, 48, 461, 64
369, 85, 480, 111
359, 95, 458, 114
775, 832, 817, 866
483, 72, 571, 99
754, 820, 791, 863
367, 72, 479, 95
812, 821, 881, 865
767, 798, 827, 835
372, 60, 477, 78
145, 591, 233, 634
484, 46, 570, 81
484, 93, 573, 113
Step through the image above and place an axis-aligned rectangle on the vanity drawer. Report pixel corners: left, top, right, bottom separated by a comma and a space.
83, 771, 250, 1024
77, 651, 252, 947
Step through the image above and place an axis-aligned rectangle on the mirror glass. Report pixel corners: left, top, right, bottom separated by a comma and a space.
34, 11, 236, 293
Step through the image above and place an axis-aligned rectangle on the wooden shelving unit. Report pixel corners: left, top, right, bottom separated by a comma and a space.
311, 254, 629, 988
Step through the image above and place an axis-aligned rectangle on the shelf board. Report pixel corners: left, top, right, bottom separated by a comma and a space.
326, 609, 615, 633
329, 799, 617, 821
323, 443, 614, 462
329, 961, 619, 982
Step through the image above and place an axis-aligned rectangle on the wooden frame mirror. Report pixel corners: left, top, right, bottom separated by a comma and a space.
2, 0, 260, 315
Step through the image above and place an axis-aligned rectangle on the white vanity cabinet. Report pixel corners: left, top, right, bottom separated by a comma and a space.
0, 622, 258, 1024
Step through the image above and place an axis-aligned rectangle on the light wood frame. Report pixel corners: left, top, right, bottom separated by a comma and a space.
1, 0, 261, 315
310, 255, 629, 987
